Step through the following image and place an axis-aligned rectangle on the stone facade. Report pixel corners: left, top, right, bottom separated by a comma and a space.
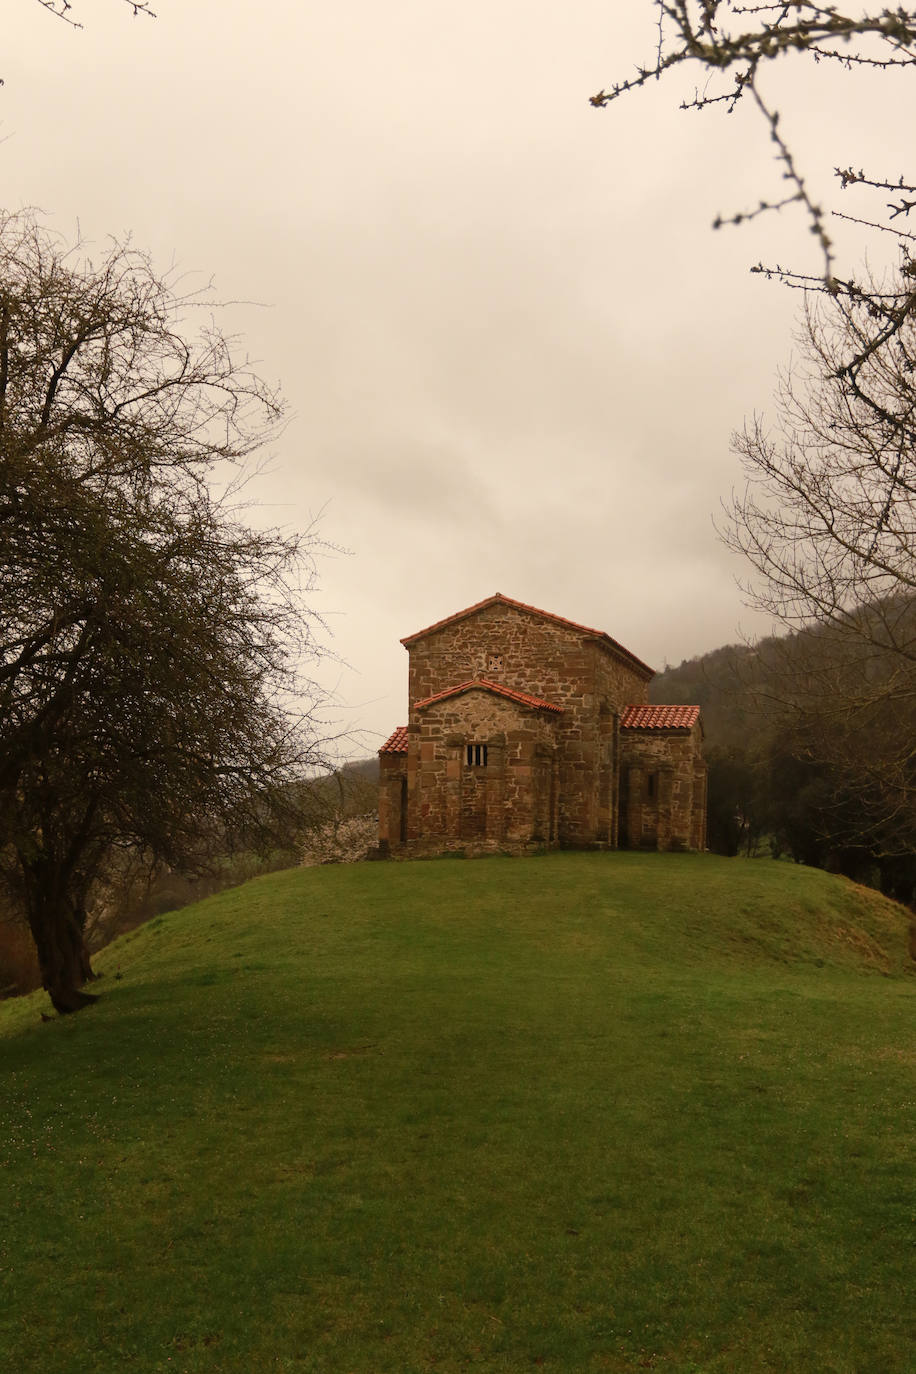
619, 706, 708, 852
379, 594, 706, 856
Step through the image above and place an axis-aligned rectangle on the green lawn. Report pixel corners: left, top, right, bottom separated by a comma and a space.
1, 853, 913, 1373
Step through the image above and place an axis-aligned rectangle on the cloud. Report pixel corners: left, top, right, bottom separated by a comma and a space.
3, 0, 895, 748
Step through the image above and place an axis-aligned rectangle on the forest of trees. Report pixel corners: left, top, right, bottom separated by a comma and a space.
652, 609, 916, 905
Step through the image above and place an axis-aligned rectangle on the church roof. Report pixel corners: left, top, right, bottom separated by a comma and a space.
379, 725, 409, 753
414, 678, 564, 713
620, 704, 701, 731
401, 593, 654, 679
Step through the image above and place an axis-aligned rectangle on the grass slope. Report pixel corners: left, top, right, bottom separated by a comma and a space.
1, 853, 913, 1373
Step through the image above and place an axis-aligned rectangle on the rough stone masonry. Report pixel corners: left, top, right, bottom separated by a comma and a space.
378, 594, 706, 857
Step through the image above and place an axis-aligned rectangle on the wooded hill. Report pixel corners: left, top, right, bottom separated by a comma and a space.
651, 605, 916, 905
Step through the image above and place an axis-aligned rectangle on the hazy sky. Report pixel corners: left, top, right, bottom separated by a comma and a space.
5, 1, 909, 753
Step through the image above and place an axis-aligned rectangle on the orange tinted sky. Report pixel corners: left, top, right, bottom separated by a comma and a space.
5, 0, 909, 753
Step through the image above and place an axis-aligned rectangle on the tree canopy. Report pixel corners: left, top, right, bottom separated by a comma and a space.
0, 212, 326, 1013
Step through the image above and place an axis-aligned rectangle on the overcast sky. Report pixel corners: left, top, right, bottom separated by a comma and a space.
5, 0, 910, 754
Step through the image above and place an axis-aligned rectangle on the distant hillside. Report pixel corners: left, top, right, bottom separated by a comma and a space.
649, 640, 772, 752
649, 636, 812, 861
650, 616, 916, 901
338, 756, 379, 783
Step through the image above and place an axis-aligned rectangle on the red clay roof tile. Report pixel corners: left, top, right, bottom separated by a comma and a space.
400, 593, 653, 678
414, 679, 564, 713
379, 725, 409, 753
620, 704, 701, 731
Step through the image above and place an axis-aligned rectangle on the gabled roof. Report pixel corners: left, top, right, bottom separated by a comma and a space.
379, 725, 409, 754
620, 704, 701, 731
401, 593, 654, 679
414, 678, 564, 714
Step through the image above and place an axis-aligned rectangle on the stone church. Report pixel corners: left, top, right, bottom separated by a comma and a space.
378, 594, 706, 856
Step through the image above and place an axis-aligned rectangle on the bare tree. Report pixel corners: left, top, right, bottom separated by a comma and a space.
592, 3, 916, 363
591, 5, 916, 862
0, 211, 328, 1014
721, 282, 916, 853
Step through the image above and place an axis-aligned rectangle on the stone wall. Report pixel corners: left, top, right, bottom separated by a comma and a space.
378, 750, 408, 851
379, 597, 706, 858
619, 725, 706, 852
404, 601, 650, 847
406, 690, 560, 855
406, 600, 649, 714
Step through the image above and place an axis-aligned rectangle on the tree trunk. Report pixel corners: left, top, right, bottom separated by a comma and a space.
74, 897, 101, 983
24, 878, 97, 1015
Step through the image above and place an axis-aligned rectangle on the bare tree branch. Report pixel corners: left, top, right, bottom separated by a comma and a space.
0, 211, 332, 1015
32, 0, 155, 26
593, 3, 916, 356
719, 282, 916, 851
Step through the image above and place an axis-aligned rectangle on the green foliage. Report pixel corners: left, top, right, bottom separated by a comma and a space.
1, 855, 913, 1372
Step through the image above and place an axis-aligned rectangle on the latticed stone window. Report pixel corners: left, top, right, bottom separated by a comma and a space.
466, 743, 488, 767
488, 654, 503, 673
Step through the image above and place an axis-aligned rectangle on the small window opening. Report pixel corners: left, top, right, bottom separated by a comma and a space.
466, 743, 488, 768
647, 771, 657, 801
488, 654, 503, 674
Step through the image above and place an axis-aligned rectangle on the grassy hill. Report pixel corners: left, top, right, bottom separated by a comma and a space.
1, 853, 913, 1373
